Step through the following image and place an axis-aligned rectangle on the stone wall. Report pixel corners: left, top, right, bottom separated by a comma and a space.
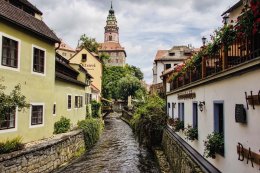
162, 129, 204, 173
0, 130, 85, 173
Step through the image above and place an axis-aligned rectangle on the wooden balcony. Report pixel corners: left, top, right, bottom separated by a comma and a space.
170, 34, 260, 91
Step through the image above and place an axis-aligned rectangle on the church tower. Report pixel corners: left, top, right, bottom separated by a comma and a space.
104, 2, 119, 43
99, 2, 127, 67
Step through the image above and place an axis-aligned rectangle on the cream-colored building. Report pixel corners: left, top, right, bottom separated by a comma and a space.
0, 0, 90, 143
56, 41, 75, 60
70, 48, 102, 101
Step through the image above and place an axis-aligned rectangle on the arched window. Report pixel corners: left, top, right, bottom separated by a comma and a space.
109, 35, 112, 41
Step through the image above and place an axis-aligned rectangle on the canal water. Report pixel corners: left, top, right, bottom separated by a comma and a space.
55, 113, 160, 173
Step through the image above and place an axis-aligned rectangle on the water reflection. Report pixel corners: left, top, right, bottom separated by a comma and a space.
55, 115, 160, 173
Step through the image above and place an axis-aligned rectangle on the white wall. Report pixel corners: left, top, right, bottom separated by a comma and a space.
154, 61, 182, 84
167, 68, 260, 173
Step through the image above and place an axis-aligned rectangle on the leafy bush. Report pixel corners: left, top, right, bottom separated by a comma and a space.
173, 119, 184, 132
91, 100, 101, 118
131, 94, 167, 147
77, 118, 103, 149
0, 136, 24, 154
184, 125, 198, 141
54, 117, 71, 134
86, 105, 91, 118
204, 132, 224, 159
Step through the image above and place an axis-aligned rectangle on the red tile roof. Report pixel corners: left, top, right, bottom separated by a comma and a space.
154, 50, 168, 60
99, 42, 125, 51
91, 84, 100, 93
0, 0, 60, 43
58, 40, 75, 52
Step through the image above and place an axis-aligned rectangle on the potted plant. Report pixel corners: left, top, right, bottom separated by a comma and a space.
203, 132, 224, 159
173, 118, 184, 132
184, 125, 198, 141
168, 118, 175, 127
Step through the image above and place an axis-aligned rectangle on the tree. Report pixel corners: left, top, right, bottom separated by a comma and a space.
99, 53, 110, 67
117, 75, 142, 100
130, 94, 167, 146
125, 65, 144, 80
0, 80, 29, 120
78, 34, 100, 54
102, 65, 145, 100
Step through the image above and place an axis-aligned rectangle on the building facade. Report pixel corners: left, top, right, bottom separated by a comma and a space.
0, 0, 90, 143
56, 40, 76, 60
151, 46, 193, 95
98, 3, 127, 67
162, 1, 260, 172
70, 48, 102, 102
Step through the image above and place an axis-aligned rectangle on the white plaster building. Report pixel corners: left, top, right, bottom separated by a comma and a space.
152, 46, 192, 84
162, 1, 260, 171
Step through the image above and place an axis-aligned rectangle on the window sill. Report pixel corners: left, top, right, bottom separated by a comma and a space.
0, 65, 20, 72
0, 127, 17, 134
29, 124, 44, 129
31, 71, 46, 77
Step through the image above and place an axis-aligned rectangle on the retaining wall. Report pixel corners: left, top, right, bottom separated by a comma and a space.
0, 130, 85, 173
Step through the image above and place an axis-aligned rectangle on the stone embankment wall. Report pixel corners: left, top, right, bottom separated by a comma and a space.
162, 129, 204, 173
121, 109, 133, 124
0, 130, 85, 173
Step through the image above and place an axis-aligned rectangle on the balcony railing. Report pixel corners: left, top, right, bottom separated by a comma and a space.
169, 34, 260, 92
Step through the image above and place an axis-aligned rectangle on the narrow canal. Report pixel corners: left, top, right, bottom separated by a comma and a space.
55, 113, 160, 173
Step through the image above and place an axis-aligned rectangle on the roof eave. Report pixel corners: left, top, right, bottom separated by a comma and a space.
0, 15, 60, 43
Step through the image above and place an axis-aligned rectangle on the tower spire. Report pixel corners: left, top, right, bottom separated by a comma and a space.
111, 1, 113, 10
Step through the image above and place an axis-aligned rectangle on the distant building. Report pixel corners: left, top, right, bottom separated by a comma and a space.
56, 41, 76, 60
98, 3, 127, 67
151, 46, 193, 95
70, 48, 102, 102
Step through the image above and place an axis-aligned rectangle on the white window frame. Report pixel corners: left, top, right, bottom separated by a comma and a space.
0, 32, 21, 72
29, 103, 45, 128
31, 45, 46, 76
67, 94, 72, 111
0, 107, 18, 134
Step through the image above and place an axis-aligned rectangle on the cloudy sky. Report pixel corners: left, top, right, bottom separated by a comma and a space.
30, 0, 238, 84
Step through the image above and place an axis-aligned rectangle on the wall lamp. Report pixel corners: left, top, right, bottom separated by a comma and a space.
198, 101, 205, 112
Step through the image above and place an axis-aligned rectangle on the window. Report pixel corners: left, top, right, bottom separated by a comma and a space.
31, 105, 43, 126
214, 102, 224, 156
116, 59, 119, 63
75, 96, 83, 108
1, 36, 18, 68
109, 35, 112, 41
75, 96, 79, 108
82, 54, 87, 62
167, 103, 171, 116
62, 52, 66, 56
165, 64, 171, 70
33, 46, 45, 74
214, 102, 224, 134
178, 103, 184, 122
68, 95, 72, 109
85, 93, 91, 105
193, 102, 198, 128
172, 103, 175, 118
169, 52, 175, 56
53, 103, 56, 115
79, 96, 83, 107
0, 107, 16, 130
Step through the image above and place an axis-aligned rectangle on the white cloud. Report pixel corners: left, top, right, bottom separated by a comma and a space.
30, 0, 238, 84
